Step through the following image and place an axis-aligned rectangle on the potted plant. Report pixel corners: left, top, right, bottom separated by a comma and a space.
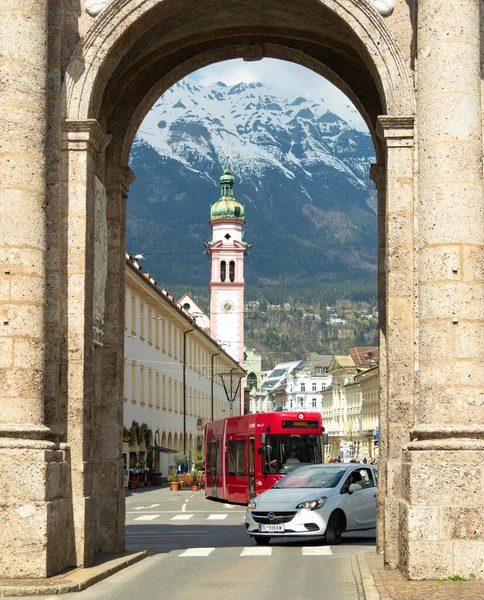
128, 472, 138, 490
137, 454, 147, 487
168, 472, 180, 491
172, 453, 185, 471
192, 450, 204, 472
191, 470, 199, 491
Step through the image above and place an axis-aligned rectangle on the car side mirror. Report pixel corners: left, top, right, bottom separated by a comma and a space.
260, 433, 266, 445
322, 433, 329, 445
348, 483, 362, 494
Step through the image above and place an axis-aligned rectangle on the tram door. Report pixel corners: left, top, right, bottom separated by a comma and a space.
248, 436, 256, 499
210, 439, 218, 497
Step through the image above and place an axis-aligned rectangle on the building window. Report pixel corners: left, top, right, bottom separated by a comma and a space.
312, 398, 317, 408
312, 382, 317, 391
228, 440, 246, 476
147, 308, 152, 344
290, 399, 293, 408
131, 362, 136, 403
299, 398, 304, 407
247, 373, 257, 390
229, 261, 235, 282
140, 366, 145, 405
300, 383, 305, 392
148, 369, 153, 406
220, 261, 226, 282
315, 366, 322, 374
156, 372, 160, 408
131, 294, 136, 336
139, 302, 145, 340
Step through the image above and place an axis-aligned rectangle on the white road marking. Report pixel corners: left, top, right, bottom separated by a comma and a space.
126, 510, 245, 514
240, 547, 272, 556
127, 531, 208, 537
181, 503, 187, 512
133, 504, 160, 510
207, 514, 228, 520
302, 546, 333, 555
134, 515, 160, 521
171, 514, 194, 520
223, 503, 238, 508
179, 548, 215, 557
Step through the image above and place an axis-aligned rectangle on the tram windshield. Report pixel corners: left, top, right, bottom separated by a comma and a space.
261, 434, 322, 474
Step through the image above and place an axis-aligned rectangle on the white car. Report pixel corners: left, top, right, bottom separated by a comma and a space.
245, 463, 377, 545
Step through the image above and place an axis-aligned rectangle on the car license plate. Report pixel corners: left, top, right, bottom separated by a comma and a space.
259, 524, 284, 533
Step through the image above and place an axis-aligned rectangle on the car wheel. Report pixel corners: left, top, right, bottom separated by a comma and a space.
325, 511, 345, 545
253, 536, 271, 546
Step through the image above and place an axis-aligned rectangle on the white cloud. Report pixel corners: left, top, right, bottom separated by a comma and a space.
189, 58, 367, 131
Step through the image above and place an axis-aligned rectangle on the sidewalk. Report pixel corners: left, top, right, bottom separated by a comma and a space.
358, 551, 484, 600
0, 552, 147, 597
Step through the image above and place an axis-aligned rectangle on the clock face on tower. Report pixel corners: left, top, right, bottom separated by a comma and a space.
221, 299, 235, 313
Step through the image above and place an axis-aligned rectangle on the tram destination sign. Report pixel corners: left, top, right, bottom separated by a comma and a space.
282, 420, 319, 429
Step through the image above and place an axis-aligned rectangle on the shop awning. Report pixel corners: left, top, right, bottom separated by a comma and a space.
151, 445, 176, 453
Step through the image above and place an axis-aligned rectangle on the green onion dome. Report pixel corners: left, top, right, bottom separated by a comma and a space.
210, 160, 245, 221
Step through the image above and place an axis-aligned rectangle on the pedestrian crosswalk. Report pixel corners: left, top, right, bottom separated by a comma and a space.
133, 513, 231, 521
177, 547, 334, 557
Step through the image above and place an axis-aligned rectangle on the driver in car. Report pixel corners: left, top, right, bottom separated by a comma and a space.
342, 470, 362, 493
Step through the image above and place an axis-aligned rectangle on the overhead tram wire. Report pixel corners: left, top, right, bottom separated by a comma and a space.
129, 244, 378, 257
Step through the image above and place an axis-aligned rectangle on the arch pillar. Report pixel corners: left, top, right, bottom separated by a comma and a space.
376, 116, 416, 570
399, 0, 484, 580
94, 164, 135, 552
60, 119, 107, 566
0, 0, 75, 579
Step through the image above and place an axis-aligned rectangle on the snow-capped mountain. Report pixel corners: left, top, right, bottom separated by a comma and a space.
127, 79, 377, 302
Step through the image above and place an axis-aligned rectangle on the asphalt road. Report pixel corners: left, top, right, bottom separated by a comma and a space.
19, 486, 376, 600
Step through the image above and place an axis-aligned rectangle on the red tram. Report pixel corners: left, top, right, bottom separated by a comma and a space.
204, 412, 325, 504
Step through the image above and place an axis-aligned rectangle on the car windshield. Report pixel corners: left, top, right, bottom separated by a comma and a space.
273, 466, 348, 489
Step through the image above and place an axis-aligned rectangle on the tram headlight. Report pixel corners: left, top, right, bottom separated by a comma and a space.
247, 499, 257, 510
296, 497, 327, 510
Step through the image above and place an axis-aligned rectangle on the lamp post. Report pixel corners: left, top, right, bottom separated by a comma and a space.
210, 350, 221, 421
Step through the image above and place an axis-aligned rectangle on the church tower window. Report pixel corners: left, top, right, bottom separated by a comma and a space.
220, 261, 226, 282
229, 261, 235, 282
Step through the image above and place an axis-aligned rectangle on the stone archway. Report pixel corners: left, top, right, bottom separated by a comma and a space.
2, 0, 483, 583
58, 0, 416, 578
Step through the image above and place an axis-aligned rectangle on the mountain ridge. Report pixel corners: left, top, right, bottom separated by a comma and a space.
127, 78, 377, 306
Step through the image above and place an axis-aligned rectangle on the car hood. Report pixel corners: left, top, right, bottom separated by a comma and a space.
252, 487, 336, 509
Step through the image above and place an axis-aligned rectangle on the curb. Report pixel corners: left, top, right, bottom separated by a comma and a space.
0, 551, 148, 597
357, 552, 381, 600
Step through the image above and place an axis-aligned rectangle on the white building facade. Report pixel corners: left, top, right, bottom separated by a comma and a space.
321, 352, 379, 461
123, 254, 242, 480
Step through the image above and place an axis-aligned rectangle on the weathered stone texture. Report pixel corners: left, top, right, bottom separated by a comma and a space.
0, 0, 483, 583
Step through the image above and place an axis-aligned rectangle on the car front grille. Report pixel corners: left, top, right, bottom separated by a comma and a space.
251, 511, 297, 524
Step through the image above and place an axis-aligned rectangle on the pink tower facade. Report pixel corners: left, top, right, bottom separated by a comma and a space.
207, 162, 248, 368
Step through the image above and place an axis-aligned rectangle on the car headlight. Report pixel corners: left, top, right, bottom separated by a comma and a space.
247, 499, 257, 510
296, 497, 327, 510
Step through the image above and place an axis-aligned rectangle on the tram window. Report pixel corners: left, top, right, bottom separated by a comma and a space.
228, 439, 246, 476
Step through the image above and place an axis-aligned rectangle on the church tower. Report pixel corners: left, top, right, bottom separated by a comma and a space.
207, 158, 248, 366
